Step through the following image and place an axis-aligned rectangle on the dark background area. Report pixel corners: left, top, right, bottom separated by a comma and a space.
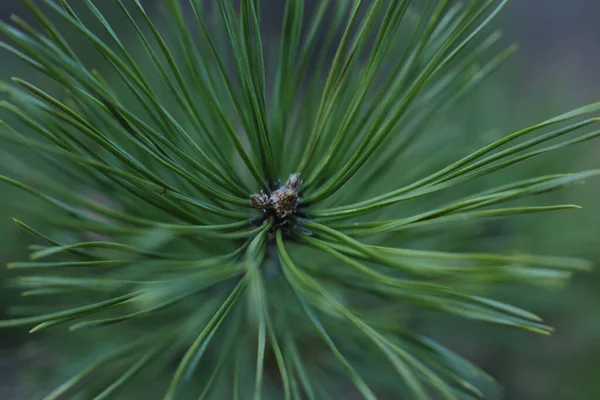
1, 1, 599, 399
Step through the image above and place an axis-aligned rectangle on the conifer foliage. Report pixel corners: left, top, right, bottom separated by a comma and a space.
1, 1, 599, 399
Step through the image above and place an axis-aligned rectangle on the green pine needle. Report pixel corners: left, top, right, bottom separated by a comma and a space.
0, 0, 598, 399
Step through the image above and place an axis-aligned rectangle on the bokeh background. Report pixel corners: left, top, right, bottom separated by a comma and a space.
1, 1, 599, 399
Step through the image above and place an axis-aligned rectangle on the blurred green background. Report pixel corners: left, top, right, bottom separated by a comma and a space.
1, 1, 599, 399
